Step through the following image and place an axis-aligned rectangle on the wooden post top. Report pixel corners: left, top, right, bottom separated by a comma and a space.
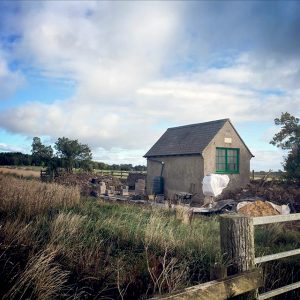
219, 214, 252, 220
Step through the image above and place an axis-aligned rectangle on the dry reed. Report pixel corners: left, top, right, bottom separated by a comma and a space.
0, 219, 33, 246
0, 175, 80, 219
50, 212, 86, 243
0, 167, 40, 178
4, 248, 69, 300
49, 212, 105, 277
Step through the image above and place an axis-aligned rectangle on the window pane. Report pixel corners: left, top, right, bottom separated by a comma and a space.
216, 163, 226, 171
228, 156, 235, 163
217, 156, 226, 164
216, 148, 227, 171
227, 149, 236, 157
228, 163, 237, 171
217, 149, 226, 157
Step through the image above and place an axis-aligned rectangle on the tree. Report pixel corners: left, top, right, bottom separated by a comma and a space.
54, 137, 92, 172
270, 112, 300, 183
31, 137, 53, 166
96, 162, 108, 170
270, 112, 300, 149
120, 164, 133, 171
284, 146, 300, 183
133, 165, 147, 171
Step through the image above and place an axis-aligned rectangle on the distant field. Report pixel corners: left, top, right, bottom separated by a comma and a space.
0, 166, 146, 179
251, 171, 283, 181
94, 169, 146, 178
0, 166, 41, 177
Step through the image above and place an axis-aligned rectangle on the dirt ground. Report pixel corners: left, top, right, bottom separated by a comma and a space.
0, 167, 40, 177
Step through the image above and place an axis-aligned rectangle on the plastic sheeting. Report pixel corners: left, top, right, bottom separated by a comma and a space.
202, 174, 230, 197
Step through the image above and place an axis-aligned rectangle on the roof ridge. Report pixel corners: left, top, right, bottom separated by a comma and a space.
167, 118, 229, 130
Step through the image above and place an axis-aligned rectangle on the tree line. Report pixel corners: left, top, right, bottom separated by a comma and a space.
0, 137, 146, 173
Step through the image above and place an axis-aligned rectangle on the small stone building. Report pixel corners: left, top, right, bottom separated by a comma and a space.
144, 119, 253, 201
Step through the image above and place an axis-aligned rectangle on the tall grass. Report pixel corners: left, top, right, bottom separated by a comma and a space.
0, 174, 80, 219
4, 249, 70, 300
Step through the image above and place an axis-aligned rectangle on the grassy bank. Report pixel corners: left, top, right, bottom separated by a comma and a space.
0, 174, 299, 299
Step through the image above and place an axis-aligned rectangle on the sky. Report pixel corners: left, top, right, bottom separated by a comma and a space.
0, 1, 299, 170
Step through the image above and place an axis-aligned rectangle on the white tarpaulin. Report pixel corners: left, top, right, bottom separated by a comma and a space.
202, 174, 230, 197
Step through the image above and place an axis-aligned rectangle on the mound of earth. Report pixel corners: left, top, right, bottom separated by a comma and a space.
238, 200, 280, 217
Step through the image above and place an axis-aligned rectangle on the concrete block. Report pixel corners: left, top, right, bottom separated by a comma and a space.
99, 182, 106, 194
121, 189, 129, 196
135, 179, 145, 195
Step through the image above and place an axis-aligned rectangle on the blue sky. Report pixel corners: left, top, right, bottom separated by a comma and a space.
0, 1, 299, 170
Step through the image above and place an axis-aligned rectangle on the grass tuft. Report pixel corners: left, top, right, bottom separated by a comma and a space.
4, 248, 69, 300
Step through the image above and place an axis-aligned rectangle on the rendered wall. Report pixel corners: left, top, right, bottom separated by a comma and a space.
146, 155, 204, 200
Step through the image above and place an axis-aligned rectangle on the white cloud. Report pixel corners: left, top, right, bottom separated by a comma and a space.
0, 142, 26, 153
17, 2, 181, 94
136, 73, 300, 125
94, 147, 147, 165
0, 52, 24, 100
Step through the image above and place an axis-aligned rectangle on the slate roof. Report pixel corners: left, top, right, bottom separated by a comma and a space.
144, 119, 229, 157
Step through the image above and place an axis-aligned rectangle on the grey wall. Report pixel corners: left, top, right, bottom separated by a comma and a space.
146, 155, 204, 200
202, 121, 252, 195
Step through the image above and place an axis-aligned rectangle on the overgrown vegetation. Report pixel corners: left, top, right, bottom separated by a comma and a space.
0, 174, 219, 299
0, 175, 299, 299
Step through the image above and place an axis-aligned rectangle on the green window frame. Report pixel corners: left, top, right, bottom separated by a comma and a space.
216, 147, 239, 174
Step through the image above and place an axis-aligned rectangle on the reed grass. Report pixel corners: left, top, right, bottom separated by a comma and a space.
4, 248, 70, 300
0, 174, 80, 219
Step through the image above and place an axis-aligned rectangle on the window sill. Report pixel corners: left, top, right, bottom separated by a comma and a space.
216, 171, 239, 174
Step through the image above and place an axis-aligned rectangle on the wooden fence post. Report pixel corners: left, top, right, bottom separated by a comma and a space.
220, 214, 257, 299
